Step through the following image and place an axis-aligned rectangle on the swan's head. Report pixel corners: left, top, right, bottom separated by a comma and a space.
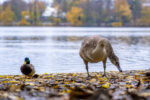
98, 40, 105, 47
110, 55, 122, 72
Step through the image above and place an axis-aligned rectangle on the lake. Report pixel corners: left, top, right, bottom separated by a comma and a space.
0, 27, 150, 75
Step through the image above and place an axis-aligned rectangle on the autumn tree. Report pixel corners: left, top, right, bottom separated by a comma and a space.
53, 0, 113, 26
18, 11, 30, 26
127, 0, 142, 26
79, 0, 95, 26
0, 5, 2, 24
28, 0, 46, 25
0, 5, 16, 25
139, 6, 150, 26
66, 7, 84, 26
52, 17, 61, 26
3, 0, 27, 21
114, 0, 132, 25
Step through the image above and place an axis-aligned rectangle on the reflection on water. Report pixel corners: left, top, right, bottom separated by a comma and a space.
0, 27, 150, 75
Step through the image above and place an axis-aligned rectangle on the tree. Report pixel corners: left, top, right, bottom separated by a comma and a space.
66, 7, 84, 26
139, 6, 150, 26
80, 0, 96, 26
53, 0, 114, 26
0, 5, 16, 25
28, 0, 46, 25
3, 0, 27, 21
114, 0, 132, 25
18, 11, 30, 26
127, 0, 142, 26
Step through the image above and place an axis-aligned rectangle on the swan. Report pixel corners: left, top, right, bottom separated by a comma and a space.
79, 35, 122, 77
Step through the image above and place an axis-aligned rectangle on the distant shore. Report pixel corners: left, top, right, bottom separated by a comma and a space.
0, 70, 150, 100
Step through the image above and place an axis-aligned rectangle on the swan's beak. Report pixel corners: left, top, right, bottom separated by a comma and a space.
117, 65, 123, 72
119, 69, 123, 72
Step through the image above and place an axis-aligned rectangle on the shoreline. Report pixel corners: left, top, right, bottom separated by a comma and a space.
0, 70, 150, 100
0, 69, 149, 76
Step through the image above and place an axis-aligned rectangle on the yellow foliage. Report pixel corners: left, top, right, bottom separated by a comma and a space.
64, 82, 69, 84
28, 1, 45, 25
18, 11, 30, 26
66, 7, 84, 26
72, 73, 77, 77
48, 74, 54, 78
112, 22, 122, 27
138, 7, 150, 26
102, 82, 110, 88
81, 85, 84, 88
53, 17, 61, 26
125, 84, 133, 88
89, 79, 97, 83
114, 0, 132, 21
0, 5, 15, 25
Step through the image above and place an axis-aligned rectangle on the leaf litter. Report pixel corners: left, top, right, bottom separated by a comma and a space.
0, 70, 150, 100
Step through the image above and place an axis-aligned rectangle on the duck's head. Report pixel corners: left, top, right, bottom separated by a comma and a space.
24, 57, 30, 64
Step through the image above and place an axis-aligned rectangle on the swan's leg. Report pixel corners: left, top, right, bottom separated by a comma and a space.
102, 58, 107, 77
84, 60, 90, 77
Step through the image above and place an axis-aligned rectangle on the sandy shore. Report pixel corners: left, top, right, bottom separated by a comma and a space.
0, 70, 150, 100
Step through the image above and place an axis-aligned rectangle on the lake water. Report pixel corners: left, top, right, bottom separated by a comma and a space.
0, 27, 150, 75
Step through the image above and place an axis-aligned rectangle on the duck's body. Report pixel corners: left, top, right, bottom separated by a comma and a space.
21, 64, 35, 77
20, 57, 35, 78
79, 35, 122, 76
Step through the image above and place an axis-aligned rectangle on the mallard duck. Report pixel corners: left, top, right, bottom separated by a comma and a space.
79, 35, 122, 77
20, 57, 35, 78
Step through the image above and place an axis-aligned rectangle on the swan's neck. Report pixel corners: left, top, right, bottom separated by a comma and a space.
92, 43, 105, 56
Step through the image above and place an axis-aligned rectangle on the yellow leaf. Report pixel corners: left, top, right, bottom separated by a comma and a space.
72, 73, 77, 77
140, 78, 144, 84
71, 81, 75, 84
54, 81, 59, 84
53, 85, 58, 89
98, 77, 108, 82
89, 79, 97, 83
10, 84, 16, 88
139, 72, 144, 74
81, 85, 84, 88
96, 74, 102, 77
135, 75, 140, 80
48, 74, 54, 77
125, 84, 133, 88
25, 79, 30, 82
64, 82, 69, 84
103, 77, 107, 80
66, 89, 71, 93
102, 82, 110, 88
3, 81, 8, 83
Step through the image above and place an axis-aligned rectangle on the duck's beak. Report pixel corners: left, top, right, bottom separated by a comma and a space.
24, 61, 27, 64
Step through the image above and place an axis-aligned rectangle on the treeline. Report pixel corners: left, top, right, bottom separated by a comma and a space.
0, 0, 46, 26
0, 0, 150, 27
53, 0, 150, 27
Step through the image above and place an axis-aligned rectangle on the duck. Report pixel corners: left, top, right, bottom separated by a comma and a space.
79, 35, 122, 77
20, 57, 35, 78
